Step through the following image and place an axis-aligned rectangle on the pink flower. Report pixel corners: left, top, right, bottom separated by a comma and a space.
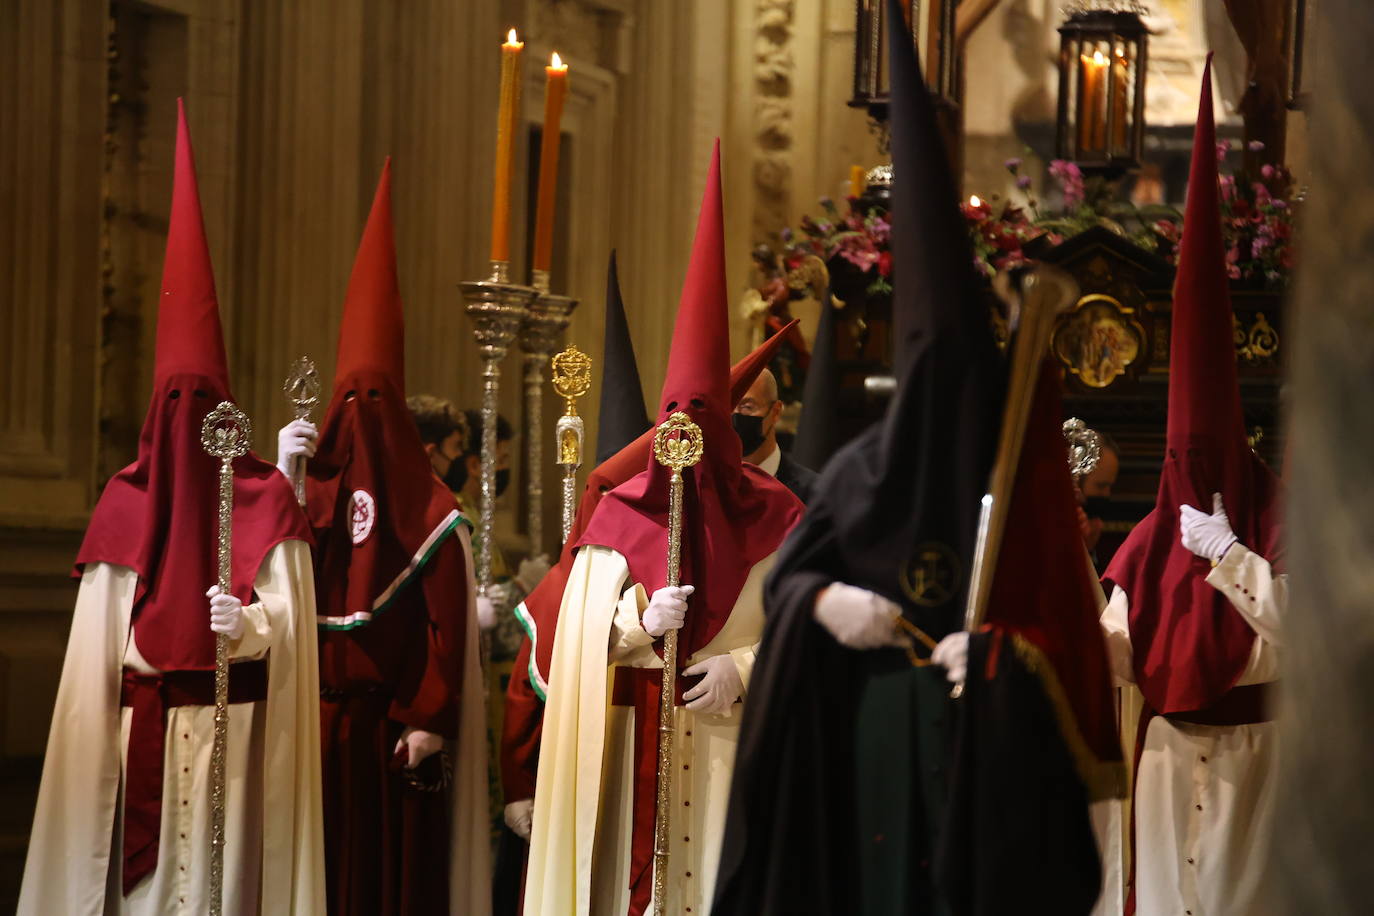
1216, 140, 1232, 162
1247, 140, 1266, 152
1004, 157, 1023, 172
1048, 160, 1085, 208
1016, 175, 1033, 190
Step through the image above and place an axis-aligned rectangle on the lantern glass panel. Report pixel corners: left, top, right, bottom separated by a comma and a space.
1057, 10, 1148, 173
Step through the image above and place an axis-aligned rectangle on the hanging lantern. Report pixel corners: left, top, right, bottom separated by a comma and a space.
1055, 1, 1149, 174
850, 1, 956, 119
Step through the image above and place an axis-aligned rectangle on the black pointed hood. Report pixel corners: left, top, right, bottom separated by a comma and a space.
594, 250, 651, 464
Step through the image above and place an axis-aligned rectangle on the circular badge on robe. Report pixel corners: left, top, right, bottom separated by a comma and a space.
350, 489, 377, 545
900, 542, 960, 607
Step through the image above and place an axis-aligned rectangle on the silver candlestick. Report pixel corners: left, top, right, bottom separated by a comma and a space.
518, 277, 578, 560
460, 260, 537, 597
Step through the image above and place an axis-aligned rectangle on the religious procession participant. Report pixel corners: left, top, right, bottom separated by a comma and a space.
521, 143, 804, 915
500, 308, 799, 849
713, 3, 1005, 910
1098, 59, 1285, 916
734, 367, 818, 503
19, 101, 323, 915
275, 160, 489, 916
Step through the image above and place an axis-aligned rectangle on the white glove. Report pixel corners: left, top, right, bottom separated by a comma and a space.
643, 585, 693, 638
276, 419, 318, 478
394, 726, 444, 767
813, 582, 908, 650
682, 653, 744, 715
515, 554, 552, 594
1180, 492, 1238, 563
932, 632, 970, 687
504, 798, 534, 841
476, 594, 499, 631
206, 585, 245, 640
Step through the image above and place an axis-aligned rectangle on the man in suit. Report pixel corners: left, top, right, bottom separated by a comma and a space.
734, 366, 818, 503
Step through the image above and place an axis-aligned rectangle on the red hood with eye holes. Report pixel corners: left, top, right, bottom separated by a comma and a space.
75, 101, 307, 671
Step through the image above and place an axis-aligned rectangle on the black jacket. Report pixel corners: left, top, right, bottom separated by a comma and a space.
775, 451, 818, 505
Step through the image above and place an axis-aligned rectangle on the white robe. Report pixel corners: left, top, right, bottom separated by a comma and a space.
18, 540, 325, 915
523, 545, 773, 916
448, 523, 493, 916
1100, 545, 1285, 916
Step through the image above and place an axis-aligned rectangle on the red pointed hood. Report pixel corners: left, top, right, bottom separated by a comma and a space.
333, 158, 406, 389
577, 147, 802, 660
154, 98, 231, 391
519, 322, 801, 694
657, 141, 732, 421
76, 100, 307, 675
1103, 58, 1284, 713
306, 162, 467, 628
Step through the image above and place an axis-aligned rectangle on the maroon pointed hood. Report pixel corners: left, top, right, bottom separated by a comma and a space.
76, 99, 307, 673
306, 161, 467, 628
577, 144, 802, 657
1103, 58, 1284, 713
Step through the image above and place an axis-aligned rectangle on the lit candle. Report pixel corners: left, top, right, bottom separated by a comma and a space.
1110, 46, 1130, 152
1077, 49, 1108, 155
849, 165, 866, 199
969, 195, 982, 208
490, 28, 523, 264
532, 51, 569, 277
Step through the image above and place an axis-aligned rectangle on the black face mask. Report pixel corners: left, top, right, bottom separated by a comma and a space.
1083, 495, 1113, 519
732, 413, 766, 456
495, 467, 511, 498
442, 458, 468, 493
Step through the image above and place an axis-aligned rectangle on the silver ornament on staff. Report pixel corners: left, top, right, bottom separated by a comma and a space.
650, 411, 705, 914
551, 345, 592, 545
460, 261, 538, 599
519, 275, 578, 559
1063, 417, 1103, 484
282, 356, 321, 506
199, 401, 252, 916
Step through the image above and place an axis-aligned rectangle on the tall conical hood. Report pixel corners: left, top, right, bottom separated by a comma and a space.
1167, 56, 1246, 450
792, 291, 840, 469
154, 98, 231, 390
657, 141, 731, 420
577, 144, 802, 672
887, 0, 981, 375
595, 250, 651, 464
334, 158, 405, 390
1102, 57, 1285, 714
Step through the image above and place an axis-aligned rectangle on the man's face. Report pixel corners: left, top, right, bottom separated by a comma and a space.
733, 370, 782, 460
426, 429, 465, 478
1082, 448, 1119, 499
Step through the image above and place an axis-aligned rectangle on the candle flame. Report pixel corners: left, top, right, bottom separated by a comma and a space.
507, 28, 520, 44
1092, 49, 1107, 66
551, 51, 565, 69
969, 195, 982, 208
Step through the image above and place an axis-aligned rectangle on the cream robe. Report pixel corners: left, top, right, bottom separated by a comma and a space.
1100, 545, 1285, 916
18, 540, 325, 916
448, 523, 493, 916
523, 545, 773, 916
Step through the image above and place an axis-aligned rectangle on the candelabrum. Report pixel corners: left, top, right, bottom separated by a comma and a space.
519, 268, 578, 560
460, 260, 538, 597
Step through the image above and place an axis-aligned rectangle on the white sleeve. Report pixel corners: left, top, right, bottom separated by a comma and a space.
1205, 544, 1287, 648
1099, 586, 1136, 686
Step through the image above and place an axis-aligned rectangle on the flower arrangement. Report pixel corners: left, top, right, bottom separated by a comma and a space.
778, 197, 893, 297
775, 147, 1298, 295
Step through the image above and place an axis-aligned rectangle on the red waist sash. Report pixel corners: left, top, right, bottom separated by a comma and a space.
119, 660, 268, 895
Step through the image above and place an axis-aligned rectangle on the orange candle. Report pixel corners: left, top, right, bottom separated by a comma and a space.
1110, 47, 1130, 152
849, 165, 866, 199
1077, 49, 1108, 155
532, 52, 569, 276
490, 28, 523, 264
